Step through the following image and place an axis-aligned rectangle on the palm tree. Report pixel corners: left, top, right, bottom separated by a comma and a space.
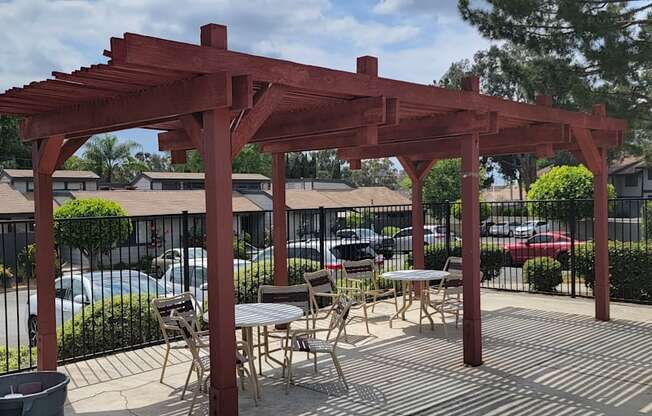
83, 134, 137, 185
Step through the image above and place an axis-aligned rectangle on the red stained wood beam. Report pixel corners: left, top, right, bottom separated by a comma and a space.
180, 114, 204, 155
593, 149, 609, 321
338, 123, 568, 160
349, 159, 361, 170
108, 32, 626, 131
260, 126, 377, 153
572, 127, 602, 174
158, 129, 193, 151
56, 137, 90, 169
272, 153, 288, 286
170, 150, 187, 164
231, 84, 286, 158
252, 96, 386, 141
20, 72, 232, 141
37, 135, 64, 174
377, 111, 495, 144
232, 74, 253, 111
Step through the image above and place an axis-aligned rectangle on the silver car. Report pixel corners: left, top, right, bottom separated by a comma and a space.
514, 220, 549, 238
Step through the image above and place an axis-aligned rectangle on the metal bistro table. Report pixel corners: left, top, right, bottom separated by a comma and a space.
382, 269, 450, 332
203, 303, 304, 377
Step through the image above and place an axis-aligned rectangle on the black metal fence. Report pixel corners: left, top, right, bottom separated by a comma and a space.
1, 198, 651, 374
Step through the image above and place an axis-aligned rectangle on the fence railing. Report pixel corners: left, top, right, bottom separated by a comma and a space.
1, 198, 650, 374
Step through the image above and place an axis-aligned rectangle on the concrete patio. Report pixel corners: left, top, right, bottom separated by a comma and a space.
61, 290, 652, 416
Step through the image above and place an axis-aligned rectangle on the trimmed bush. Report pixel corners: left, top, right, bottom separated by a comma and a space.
0, 263, 14, 288
0, 346, 36, 373
413, 242, 505, 280
57, 294, 160, 361
382, 226, 401, 237
641, 200, 652, 239
234, 258, 321, 303
523, 257, 563, 292
16, 243, 61, 281
527, 165, 615, 220
576, 242, 652, 302
451, 199, 491, 223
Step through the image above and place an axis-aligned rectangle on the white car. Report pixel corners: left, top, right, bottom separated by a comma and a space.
514, 220, 549, 238
164, 258, 251, 302
489, 221, 521, 237
27, 270, 170, 347
251, 239, 382, 270
392, 225, 448, 253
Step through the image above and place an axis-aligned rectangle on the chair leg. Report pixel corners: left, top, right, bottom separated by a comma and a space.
440, 310, 448, 337
362, 301, 370, 334
331, 352, 348, 390
313, 353, 318, 374
187, 374, 201, 416
247, 356, 260, 404
285, 348, 294, 394
160, 345, 171, 383
181, 362, 195, 400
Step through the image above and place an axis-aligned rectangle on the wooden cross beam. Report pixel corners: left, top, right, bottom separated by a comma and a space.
251, 96, 386, 141
37, 135, 64, 174
398, 156, 436, 182
259, 125, 377, 153
55, 136, 90, 169
337, 123, 569, 160
21, 72, 232, 140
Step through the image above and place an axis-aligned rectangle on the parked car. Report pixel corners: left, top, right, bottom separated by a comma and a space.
480, 221, 496, 237
514, 220, 549, 238
164, 258, 251, 302
27, 270, 171, 347
251, 239, 383, 270
489, 221, 522, 237
504, 232, 574, 266
151, 247, 207, 276
335, 228, 395, 259
392, 225, 453, 253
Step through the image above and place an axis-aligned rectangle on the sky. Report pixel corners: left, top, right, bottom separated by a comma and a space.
0, 0, 492, 154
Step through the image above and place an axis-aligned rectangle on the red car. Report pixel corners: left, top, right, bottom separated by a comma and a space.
504, 232, 575, 265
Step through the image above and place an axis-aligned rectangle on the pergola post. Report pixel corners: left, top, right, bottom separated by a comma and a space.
272, 152, 288, 285
32, 138, 59, 370
593, 149, 609, 321
204, 107, 238, 416
461, 132, 483, 366
200, 23, 238, 416
411, 178, 425, 269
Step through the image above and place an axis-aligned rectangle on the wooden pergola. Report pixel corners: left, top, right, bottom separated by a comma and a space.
0, 23, 626, 416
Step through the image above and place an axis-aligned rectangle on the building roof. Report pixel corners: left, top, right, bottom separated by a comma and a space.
0, 183, 34, 214
279, 187, 410, 210
608, 156, 645, 175
138, 172, 270, 181
1, 169, 99, 180
69, 190, 262, 216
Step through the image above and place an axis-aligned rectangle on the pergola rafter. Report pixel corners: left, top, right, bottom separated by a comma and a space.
0, 22, 626, 416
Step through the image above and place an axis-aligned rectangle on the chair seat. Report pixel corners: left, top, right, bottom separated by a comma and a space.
293, 337, 333, 353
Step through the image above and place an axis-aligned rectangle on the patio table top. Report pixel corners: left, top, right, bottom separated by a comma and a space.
382, 269, 450, 281
203, 303, 304, 327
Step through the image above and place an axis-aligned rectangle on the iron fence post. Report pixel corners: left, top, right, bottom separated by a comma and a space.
445, 201, 452, 257
319, 206, 326, 268
569, 200, 577, 298
182, 210, 190, 292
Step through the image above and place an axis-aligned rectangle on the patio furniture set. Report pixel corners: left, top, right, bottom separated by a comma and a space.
151, 257, 463, 414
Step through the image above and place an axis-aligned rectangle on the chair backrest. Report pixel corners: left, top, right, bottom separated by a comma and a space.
172, 313, 206, 368
443, 257, 463, 296
342, 259, 376, 282
327, 295, 353, 346
303, 269, 335, 294
151, 292, 200, 340
258, 284, 310, 315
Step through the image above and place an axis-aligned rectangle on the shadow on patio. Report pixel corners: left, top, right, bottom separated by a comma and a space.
63, 293, 652, 416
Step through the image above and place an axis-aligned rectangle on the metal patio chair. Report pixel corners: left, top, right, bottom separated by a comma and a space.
173, 314, 259, 415
283, 295, 353, 393
423, 257, 466, 334
342, 259, 398, 333
151, 292, 206, 383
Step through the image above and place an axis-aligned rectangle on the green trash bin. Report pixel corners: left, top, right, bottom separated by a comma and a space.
0, 371, 70, 416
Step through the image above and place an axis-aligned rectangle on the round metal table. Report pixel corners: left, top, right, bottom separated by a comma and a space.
382, 269, 450, 332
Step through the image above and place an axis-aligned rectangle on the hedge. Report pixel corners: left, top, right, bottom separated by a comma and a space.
0, 346, 36, 373
58, 294, 160, 361
523, 257, 563, 292
381, 226, 401, 237
451, 199, 491, 223
234, 258, 321, 303
576, 242, 652, 302
409, 242, 505, 280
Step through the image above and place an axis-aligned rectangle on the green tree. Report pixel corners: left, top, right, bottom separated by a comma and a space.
82, 135, 137, 184
17, 243, 60, 281
350, 159, 398, 189
451, 198, 492, 223
61, 155, 87, 171
0, 116, 31, 169
232, 145, 272, 177
423, 159, 462, 203
54, 198, 132, 267
527, 165, 616, 219
315, 149, 350, 180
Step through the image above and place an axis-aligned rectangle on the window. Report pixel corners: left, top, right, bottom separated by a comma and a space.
162, 181, 181, 190
529, 235, 552, 244
625, 174, 638, 187
55, 279, 73, 300
396, 229, 411, 238
330, 243, 375, 261
336, 230, 357, 239
648, 169, 652, 181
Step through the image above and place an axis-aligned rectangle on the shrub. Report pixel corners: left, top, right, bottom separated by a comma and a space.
0, 346, 36, 373
234, 259, 321, 303
576, 242, 652, 302
641, 200, 652, 239
54, 198, 132, 265
343, 209, 376, 229
57, 294, 160, 361
0, 263, 14, 287
451, 199, 491, 223
526, 165, 615, 220
382, 226, 401, 237
234, 238, 247, 259
16, 243, 61, 281
414, 242, 505, 280
523, 257, 563, 292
